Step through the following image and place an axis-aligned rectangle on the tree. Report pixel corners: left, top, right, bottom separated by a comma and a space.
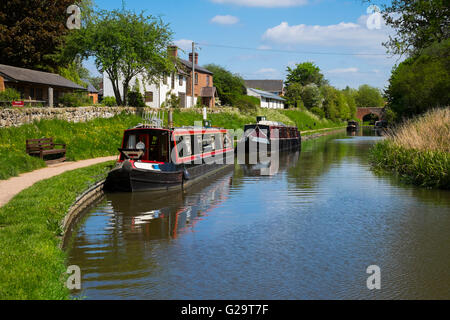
286, 62, 327, 87
355, 84, 384, 108
61, 9, 173, 106
203, 64, 247, 106
385, 39, 450, 119
301, 84, 323, 110
367, 0, 450, 56
0, 0, 77, 71
284, 83, 304, 108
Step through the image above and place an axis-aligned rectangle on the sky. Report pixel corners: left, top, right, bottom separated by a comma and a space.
86, 0, 401, 90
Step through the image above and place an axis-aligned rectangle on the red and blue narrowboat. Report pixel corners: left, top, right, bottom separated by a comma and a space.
104, 123, 234, 192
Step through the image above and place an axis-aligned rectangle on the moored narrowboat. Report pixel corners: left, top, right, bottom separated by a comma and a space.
104, 122, 234, 193
239, 117, 301, 153
347, 120, 360, 132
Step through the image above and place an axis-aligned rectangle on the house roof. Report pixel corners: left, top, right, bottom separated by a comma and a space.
200, 87, 217, 97
81, 79, 99, 93
244, 80, 284, 92
248, 88, 285, 101
179, 59, 213, 75
0, 64, 86, 90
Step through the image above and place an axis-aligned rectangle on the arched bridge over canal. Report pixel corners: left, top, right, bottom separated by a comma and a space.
356, 107, 384, 121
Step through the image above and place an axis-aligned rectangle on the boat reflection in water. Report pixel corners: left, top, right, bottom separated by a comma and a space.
108, 167, 234, 241
240, 151, 300, 177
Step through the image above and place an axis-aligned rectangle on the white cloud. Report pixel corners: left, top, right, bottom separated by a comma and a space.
211, 0, 308, 8
173, 39, 194, 51
257, 68, 278, 74
262, 15, 392, 50
211, 15, 239, 25
327, 68, 359, 74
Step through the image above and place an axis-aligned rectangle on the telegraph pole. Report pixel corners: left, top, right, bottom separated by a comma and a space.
192, 41, 195, 108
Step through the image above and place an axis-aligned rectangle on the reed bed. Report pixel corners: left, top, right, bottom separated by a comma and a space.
370, 107, 450, 189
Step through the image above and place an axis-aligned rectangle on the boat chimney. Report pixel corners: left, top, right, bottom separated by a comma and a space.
257, 116, 266, 123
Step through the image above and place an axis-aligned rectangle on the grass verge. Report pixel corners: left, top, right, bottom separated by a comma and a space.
0, 161, 113, 299
370, 108, 450, 189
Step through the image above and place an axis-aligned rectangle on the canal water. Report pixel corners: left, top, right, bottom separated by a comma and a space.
66, 128, 450, 299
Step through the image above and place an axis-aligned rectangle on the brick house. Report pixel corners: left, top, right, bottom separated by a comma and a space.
0, 64, 87, 106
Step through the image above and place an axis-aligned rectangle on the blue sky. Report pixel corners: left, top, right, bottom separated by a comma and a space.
87, 0, 399, 90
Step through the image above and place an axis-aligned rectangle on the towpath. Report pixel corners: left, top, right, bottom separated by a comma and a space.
0, 156, 117, 208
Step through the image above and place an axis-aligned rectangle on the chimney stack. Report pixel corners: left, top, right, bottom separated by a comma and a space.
189, 52, 198, 65
168, 45, 178, 59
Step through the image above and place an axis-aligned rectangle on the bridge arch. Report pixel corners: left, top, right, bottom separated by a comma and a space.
356, 107, 384, 122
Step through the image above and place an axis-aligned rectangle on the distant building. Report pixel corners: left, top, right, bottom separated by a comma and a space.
247, 88, 285, 109
0, 64, 86, 106
244, 80, 284, 96
103, 46, 217, 108
82, 79, 99, 104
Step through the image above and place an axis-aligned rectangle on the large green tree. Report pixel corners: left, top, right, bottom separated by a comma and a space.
285, 62, 327, 87
61, 9, 173, 106
0, 0, 78, 71
367, 0, 450, 55
355, 84, 385, 108
386, 39, 450, 119
203, 64, 247, 106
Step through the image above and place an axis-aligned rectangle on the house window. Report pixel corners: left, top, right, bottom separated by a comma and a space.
206, 75, 210, 86
29, 88, 35, 100
36, 88, 43, 100
179, 75, 183, 86
145, 92, 153, 103
195, 73, 198, 85
171, 72, 175, 89
163, 73, 167, 85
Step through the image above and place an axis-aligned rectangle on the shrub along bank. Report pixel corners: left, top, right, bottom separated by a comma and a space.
370, 108, 450, 189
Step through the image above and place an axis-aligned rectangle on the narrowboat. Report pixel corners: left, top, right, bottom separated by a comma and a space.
104, 121, 234, 193
346, 120, 360, 132
239, 117, 301, 153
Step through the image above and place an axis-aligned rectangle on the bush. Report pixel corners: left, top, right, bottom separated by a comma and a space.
127, 91, 145, 108
0, 88, 21, 106
310, 107, 325, 118
59, 92, 92, 107
235, 95, 259, 112
102, 96, 117, 107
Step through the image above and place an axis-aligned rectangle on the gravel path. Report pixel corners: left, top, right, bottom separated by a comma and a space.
0, 156, 117, 208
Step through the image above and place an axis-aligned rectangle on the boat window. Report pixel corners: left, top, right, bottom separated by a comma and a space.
176, 135, 191, 158
126, 135, 136, 149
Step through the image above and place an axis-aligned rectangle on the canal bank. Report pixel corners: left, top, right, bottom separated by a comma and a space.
66, 128, 450, 299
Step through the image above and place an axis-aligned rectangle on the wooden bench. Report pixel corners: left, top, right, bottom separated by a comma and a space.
26, 138, 66, 164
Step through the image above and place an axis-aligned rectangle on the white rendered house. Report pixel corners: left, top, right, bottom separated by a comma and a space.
247, 88, 286, 109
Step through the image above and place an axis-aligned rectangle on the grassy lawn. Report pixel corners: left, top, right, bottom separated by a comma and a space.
0, 161, 114, 300
370, 108, 450, 189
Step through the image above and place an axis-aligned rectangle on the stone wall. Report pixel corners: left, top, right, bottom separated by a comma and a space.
0, 106, 140, 128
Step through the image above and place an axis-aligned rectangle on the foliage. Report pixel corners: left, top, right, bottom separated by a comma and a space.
203, 64, 247, 106
127, 80, 145, 108
0, 88, 21, 104
0, 161, 114, 299
284, 83, 304, 108
286, 62, 327, 87
385, 39, 450, 119
355, 84, 384, 108
301, 84, 323, 110
0, 0, 78, 71
372, 0, 450, 56
61, 8, 174, 106
235, 95, 260, 112
102, 96, 117, 107
57, 58, 90, 87
370, 107, 450, 189
164, 91, 181, 109
59, 92, 92, 107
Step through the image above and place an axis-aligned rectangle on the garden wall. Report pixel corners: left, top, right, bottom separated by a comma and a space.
0, 106, 140, 128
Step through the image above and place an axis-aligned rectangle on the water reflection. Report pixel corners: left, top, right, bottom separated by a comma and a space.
67, 129, 450, 300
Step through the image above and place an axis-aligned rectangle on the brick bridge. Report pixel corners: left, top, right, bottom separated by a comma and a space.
356, 107, 384, 121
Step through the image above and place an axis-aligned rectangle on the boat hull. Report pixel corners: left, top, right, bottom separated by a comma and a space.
104, 161, 232, 193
